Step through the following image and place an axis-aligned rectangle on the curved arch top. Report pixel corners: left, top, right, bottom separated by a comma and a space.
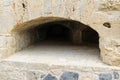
11, 17, 90, 33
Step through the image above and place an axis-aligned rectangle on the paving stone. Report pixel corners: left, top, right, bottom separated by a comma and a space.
99, 73, 112, 80
60, 71, 79, 80
113, 71, 119, 79
43, 74, 57, 80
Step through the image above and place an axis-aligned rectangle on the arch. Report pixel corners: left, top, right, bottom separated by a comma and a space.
12, 17, 90, 32
12, 17, 71, 32
11, 17, 100, 57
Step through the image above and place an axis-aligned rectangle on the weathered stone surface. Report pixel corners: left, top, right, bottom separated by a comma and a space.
99, 0, 120, 11
0, 36, 7, 48
0, 48, 8, 59
113, 71, 119, 79
27, 70, 46, 80
0, 0, 120, 80
43, 74, 57, 80
60, 72, 79, 80
99, 73, 112, 80
0, 71, 26, 80
0, 0, 119, 66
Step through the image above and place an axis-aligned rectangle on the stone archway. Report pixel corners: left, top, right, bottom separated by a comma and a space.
11, 17, 99, 53
0, 0, 120, 79
7, 17, 102, 67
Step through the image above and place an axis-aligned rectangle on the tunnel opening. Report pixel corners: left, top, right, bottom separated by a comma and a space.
26, 21, 99, 46
9, 18, 102, 66
12, 19, 100, 53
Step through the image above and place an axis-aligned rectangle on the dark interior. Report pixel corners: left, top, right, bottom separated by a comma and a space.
82, 27, 99, 44
37, 24, 71, 41
33, 21, 99, 45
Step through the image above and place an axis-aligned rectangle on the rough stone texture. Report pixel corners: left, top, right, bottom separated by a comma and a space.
0, 71, 26, 80
99, 0, 120, 11
99, 73, 112, 80
27, 70, 46, 80
0, 0, 119, 66
60, 72, 79, 80
0, 59, 120, 80
1, 0, 120, 66
113, 71, 119, 79
0, 0, 120, 79
43, 74, 57, 80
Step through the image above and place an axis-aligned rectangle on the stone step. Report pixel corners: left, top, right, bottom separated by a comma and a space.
0, 43, 120, 80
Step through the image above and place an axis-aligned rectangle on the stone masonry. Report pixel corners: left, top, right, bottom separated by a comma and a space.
0, 0, 120, 80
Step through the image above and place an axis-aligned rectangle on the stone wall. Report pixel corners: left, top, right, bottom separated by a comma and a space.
0, 61, 120, 80
0, 0, 120, 66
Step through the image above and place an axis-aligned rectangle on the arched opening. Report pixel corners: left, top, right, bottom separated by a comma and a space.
9, 17, 101, 66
